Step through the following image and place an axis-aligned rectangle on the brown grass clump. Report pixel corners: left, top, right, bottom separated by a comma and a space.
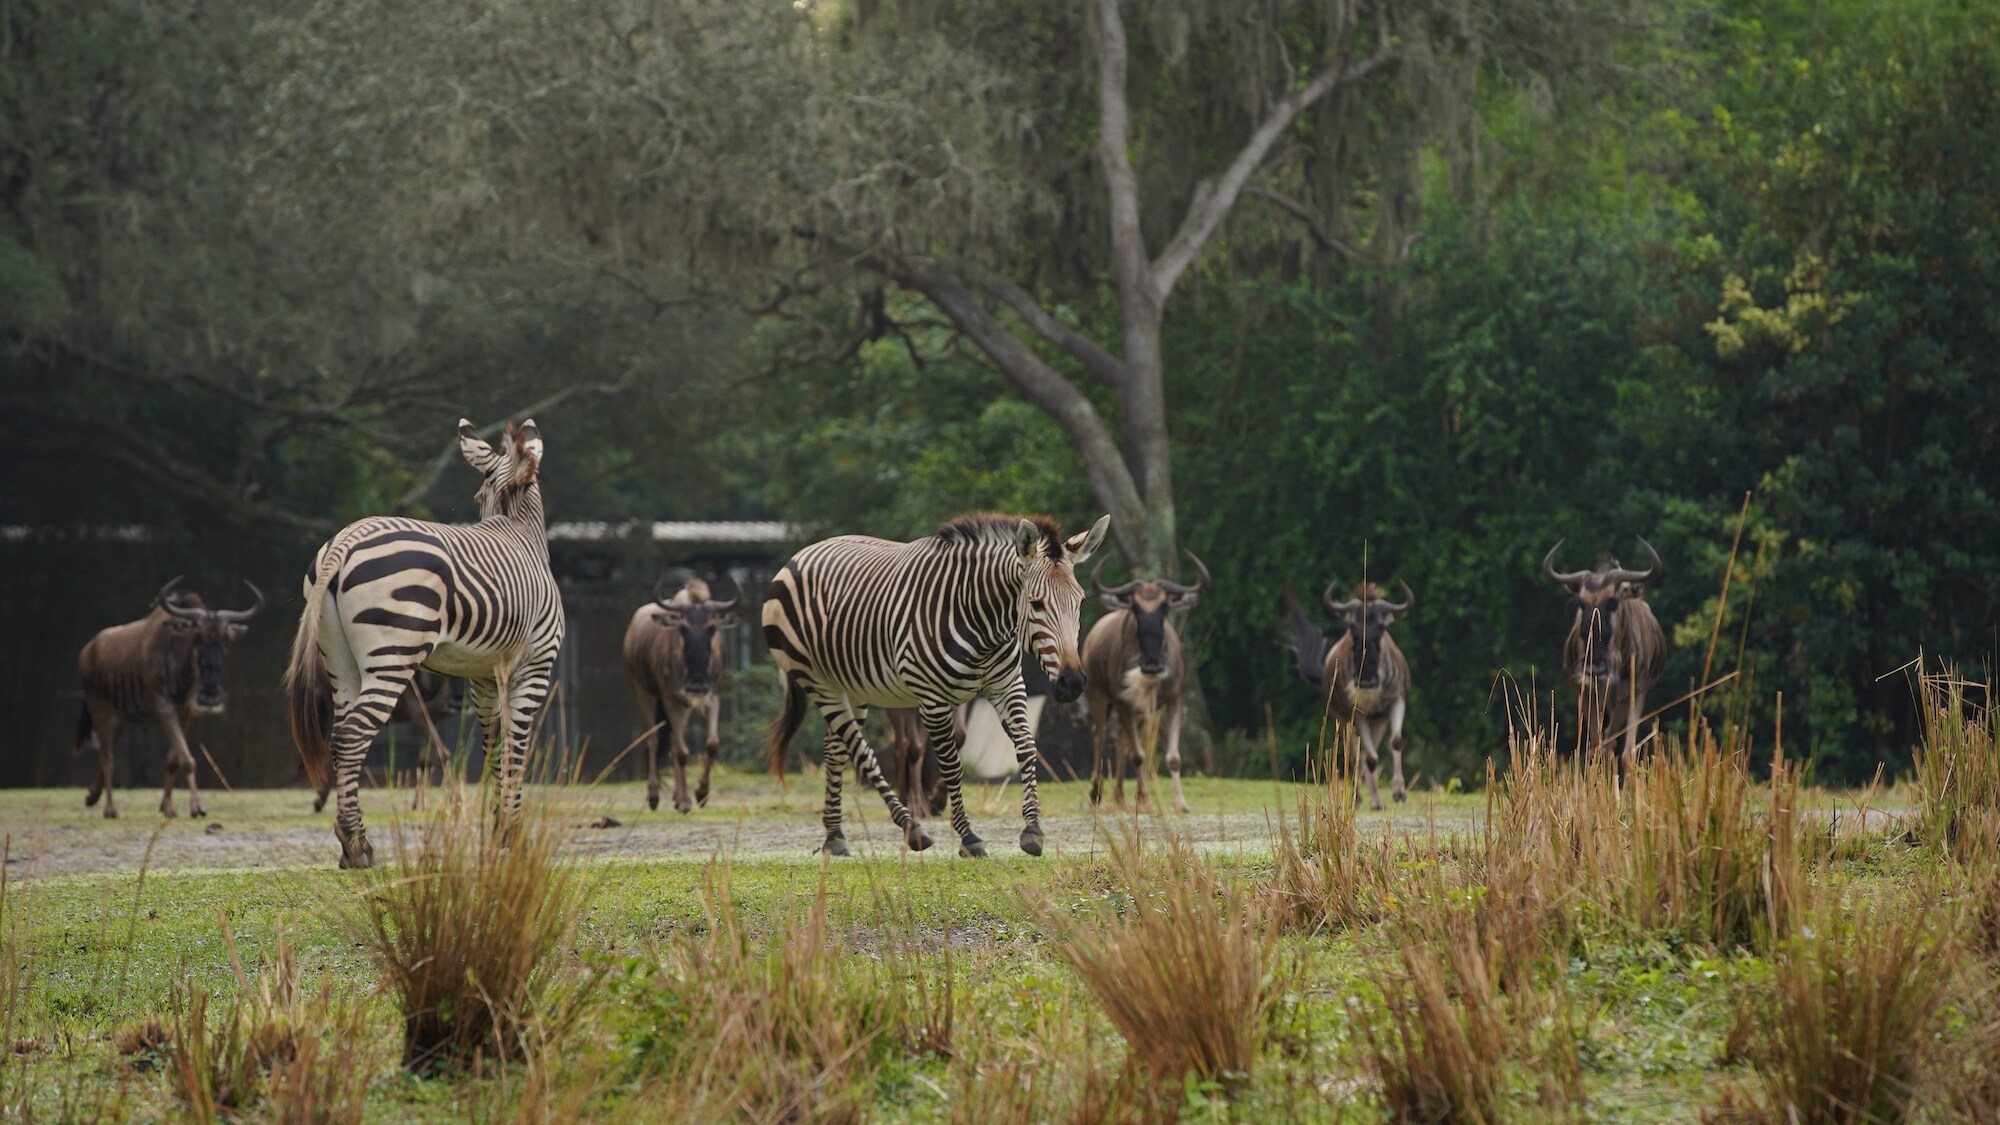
1266, 731, 1396, 934
1029, 823, 1276, 1092
1911, 665, 2000, 852
344, 787, 595, 1073
946, 996, 1175, 1125
114, 1016, 171, 1059
165, 920, 376, 1124
1711, 893, 1950, 1125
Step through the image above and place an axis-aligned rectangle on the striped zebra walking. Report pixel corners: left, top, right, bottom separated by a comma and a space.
763, 513, 1109, 858
283, 420, 565, 869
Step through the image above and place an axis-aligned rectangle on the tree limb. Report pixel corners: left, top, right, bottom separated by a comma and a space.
887, 257, 1149, 556
1094, 0, 1155, 311
939, 257, 1127, 387
1150, 38, 1398, 298
391, 364, 645, 514
1244, 184, 1363, 261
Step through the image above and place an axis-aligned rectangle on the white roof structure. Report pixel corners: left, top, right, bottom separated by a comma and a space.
546, 520, 802, 544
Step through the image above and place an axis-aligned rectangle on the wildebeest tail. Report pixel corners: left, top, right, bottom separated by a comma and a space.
285, 567, 333, 795
70, 701, 94, 755
1282, 590, 1327, 687
765, 671, 808, 785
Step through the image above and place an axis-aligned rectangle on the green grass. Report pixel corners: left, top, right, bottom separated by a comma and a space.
0, 770, 1965, 1122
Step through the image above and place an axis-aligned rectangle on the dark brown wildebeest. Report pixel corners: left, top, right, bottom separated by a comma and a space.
883, 708, 950, 819
1284, 580, 1413, 809
1544, 537, 1666, 759
71, 577, 262, 818
1081, 552, 1208, 812
306, 669, 461, 812
622, 576, 739, 812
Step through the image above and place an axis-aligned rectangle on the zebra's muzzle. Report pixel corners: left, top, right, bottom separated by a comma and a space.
1053, 667, 1086, 703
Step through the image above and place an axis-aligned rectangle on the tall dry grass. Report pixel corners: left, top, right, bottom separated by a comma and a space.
166, 920, 377, 1124
1710, 893, 1950, 1125
1028, 823, 1276, 1093
0, 839, 36, 1118
341, 786, 596, 1073
1266, 731, 1397, 934
1911, 665, 1999, 852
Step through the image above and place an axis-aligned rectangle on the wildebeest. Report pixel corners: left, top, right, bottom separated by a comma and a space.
1544, 537, 1666, 759
306, 668, 461, 812
1081, 551, 1208, 812
1284, 580, 1413, 809
71, 577, 262, 818
622, 576, 739, 812
883, 708, 950, 818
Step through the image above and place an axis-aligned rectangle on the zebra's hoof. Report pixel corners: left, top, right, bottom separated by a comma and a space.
822, 834, 850, 858
647, 793, 659, 811
339, 841, 375, 870
907, 825, 934, 852
959, 836, 988, 859
1019, 826, 1044, 857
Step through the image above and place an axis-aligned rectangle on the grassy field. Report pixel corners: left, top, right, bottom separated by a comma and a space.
0, 702, 1995, 1123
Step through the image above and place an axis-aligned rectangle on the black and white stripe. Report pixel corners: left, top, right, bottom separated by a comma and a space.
763, 513, 1108, 858
285, 419, 564, 869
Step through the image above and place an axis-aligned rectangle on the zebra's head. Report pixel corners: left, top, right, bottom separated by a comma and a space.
1016, 514, 1110, 703
459, 418, 544, 519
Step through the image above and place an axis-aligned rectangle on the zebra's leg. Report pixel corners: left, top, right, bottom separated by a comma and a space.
1386, 696, 1409, 804
330, 676, 412, 869
495, 657, 556, 831
920, 702, 983, 857
694, 691, 721, 807
1163, 694, 1189, 815
814, 704, 852, 856
84, 702, 120, 818
987, 682, 1047, 857
667, 696, 694, 815
823, 699, 930, 852
1356, 717, 1385, 812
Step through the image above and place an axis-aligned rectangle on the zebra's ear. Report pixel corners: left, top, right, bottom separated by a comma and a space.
1066, 515, 1110, 566
458, 419, 502, 473
1014, 519, 1042, 561
510, 419, 543, 485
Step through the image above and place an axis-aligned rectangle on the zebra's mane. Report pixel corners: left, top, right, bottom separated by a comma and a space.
934, 513, 1067, 560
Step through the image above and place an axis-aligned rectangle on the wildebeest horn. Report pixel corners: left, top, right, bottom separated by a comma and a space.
218, 580, 265, 622
1322, 581, 1359, 615
155, 576, 203, 619
1158, 549, 1210, 597
1606, 537, 1662, 586
650, 571, 696, 608
1091, 557, 1141, 601
1377, 580, 1413, 614
707, 573, 741, 614
1543, 540, 1590, 587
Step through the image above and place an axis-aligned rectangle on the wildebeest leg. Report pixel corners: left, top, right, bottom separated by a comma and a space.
694, 691, 721, 807
1356, 717, 1386, 811
986, 680, 1047, 856
1087, 693, 1110, 806
1386, 696, 1409, 804
83, 700, 120, 818
152, 698, 196, 817
921, 701, 984, 858
1121, 706, 1148, 810
1163, 695, 1189, 814
834, 702, 930, 851
175, 704, 206, 817
667, 696, 694, 814
643, 694, 665, 811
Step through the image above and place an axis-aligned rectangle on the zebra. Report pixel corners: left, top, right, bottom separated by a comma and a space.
283, 419, 565, 869
763, 513, 1109, 858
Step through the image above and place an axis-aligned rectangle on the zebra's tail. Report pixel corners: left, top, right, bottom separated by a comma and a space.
765, 673, 808, 786
285, 569, 333, 796
1282, 589, 1327, 688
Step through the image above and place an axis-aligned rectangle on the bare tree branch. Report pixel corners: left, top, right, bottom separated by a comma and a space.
1150, 35, 1398, 299
391, 364, 645, 514
1244, 183, 1363, 261
1094, 0, 1154, 311
941, 257, 1128, 387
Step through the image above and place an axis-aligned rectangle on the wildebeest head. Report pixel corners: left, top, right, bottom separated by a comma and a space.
458, 418, 543, 520
651, 575, 740, 696
1092, 551, 1209, 677
1544, 537, 1661, 688
1013, 514, 1111, 704
155, 576, 263, 712
1323, 580, 1412, 689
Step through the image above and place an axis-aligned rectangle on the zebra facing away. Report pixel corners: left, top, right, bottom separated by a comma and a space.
284, 419, 565, 869
763, 513, 1110, 858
